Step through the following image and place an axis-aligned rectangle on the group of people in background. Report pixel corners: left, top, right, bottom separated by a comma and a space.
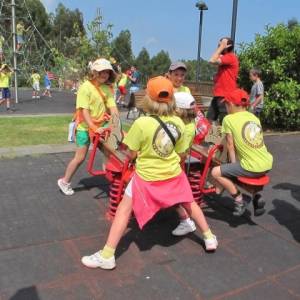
115, 65, 140, 106
208, 37, 264, 123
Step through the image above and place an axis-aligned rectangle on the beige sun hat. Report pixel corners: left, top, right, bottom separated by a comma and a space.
90, 58, 113, 72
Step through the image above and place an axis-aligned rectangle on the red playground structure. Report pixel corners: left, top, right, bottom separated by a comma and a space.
87, 123, 270, 220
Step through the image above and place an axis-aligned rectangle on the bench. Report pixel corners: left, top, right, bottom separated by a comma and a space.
127, 90, 210, 119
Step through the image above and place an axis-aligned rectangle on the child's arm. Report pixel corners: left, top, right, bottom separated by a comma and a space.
251, 94, 263, 108
82, 108, 104, 134
226, 133, 236, 163
109, 106, 119, 117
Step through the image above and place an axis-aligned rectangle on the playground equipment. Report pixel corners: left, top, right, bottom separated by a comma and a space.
87, 120, 269, 219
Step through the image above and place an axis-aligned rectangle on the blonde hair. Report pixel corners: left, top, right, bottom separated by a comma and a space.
143, 95, 176, 116
176, 107, 197, 124
88, 69, 116, 84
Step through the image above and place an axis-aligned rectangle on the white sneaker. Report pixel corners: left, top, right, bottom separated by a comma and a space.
204, 235, 218, 251
81, 251, 116, 270
57, 178, 74, 196
172, 218, 196, 236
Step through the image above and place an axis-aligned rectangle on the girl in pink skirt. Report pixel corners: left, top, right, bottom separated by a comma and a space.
81, 76, 218, 270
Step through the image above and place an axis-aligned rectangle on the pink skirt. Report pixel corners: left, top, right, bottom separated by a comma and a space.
130, 171, 194, 229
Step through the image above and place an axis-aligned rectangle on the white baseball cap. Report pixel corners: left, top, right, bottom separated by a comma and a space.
90, 58, 113, 72
174, 92, 196, 109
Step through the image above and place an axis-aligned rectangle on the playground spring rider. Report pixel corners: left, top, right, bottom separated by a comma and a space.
87, 130, 134, 220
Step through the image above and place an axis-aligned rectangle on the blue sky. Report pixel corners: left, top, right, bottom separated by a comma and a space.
42, 0, 298, 61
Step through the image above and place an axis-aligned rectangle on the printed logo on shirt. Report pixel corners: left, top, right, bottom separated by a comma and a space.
152, 122, 180, 157
242, 121, 264, 148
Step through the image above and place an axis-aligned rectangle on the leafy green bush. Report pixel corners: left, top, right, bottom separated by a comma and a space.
238, 22, 300, 130
262, 80, 300, 130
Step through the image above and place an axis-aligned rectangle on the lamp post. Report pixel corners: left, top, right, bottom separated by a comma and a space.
230, 0, 238, 47
195, 1, 208, 83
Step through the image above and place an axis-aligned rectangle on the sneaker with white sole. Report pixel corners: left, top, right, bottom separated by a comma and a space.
204, 235, 218, 251
57, 178, 74, 196
81, 251, 116, 270
172, 218, 196, 236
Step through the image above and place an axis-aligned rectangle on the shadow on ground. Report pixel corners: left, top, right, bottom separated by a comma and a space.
273, 182, 300, 202
269, 199, 300, 243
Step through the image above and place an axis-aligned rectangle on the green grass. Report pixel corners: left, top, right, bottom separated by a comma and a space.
0, 116, 133, 148
0, 116, 72, 147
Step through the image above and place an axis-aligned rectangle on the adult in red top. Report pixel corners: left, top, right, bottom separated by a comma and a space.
207, 37, 239, 123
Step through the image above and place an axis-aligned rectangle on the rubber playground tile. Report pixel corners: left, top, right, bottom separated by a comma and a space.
89, 264, 198, 300
3, 283, 93, 300
273, 265, 300, 297
225, 231, 300, 276
0, 242, 77, 298
163, 247, 267, 299
0, 153, 110, 250
219, 280, 299, 300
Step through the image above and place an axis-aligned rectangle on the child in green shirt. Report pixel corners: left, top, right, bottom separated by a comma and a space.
211, 89, 273, 216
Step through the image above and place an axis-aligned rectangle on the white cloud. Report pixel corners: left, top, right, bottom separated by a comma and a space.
145, 37, 158, 46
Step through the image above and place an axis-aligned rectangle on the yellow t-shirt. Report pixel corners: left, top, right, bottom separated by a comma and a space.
118, 73, 128, 87
16, 23, 24, 35
175, 85, 191, 93
222, 111, 273, 172
76, 80, 116, 131
183, 121, 196, 151
0, 72, 11, 88
124, 115, 186, 181
0, 36, 4, 48
31, 73, 40, 84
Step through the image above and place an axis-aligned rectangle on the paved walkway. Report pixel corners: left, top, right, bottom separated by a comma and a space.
0, 134, 299, 300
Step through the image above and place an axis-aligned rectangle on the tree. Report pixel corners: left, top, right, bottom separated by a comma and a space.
150, 50, 171, 76
110, 30, 134, 70
135, 47, 151, 83
238, 22, 300, 130
49, 3, 85, 54
183, 59, 216, 81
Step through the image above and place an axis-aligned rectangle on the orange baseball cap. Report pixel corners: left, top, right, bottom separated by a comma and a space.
146, 76, 174, 103
223, 89, 250, 106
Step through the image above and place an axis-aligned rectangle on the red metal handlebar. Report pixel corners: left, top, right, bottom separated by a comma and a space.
87, 129, 111, 176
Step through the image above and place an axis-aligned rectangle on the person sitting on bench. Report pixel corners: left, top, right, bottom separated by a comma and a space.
211, 89, 273, 216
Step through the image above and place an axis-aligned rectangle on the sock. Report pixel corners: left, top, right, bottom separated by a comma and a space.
231, 190, 242, 203
203, 229, 214, 240
182, 217, 191, 224
101, 245, 115, 259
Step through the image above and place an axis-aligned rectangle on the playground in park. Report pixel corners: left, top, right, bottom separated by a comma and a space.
0, 0, 300, 300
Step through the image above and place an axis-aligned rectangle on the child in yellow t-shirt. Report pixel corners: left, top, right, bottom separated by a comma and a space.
167, 61, 191, 93
211, 89, 273, 216
57, 58, 118, 196
0, 64, 13, 111
31, 69, 40, 99
172, 91, 198, 236
81, 76, 218, 271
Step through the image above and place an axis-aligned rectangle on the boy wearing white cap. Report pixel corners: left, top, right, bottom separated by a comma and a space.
172, 92, 199, 236
58, 58, 119, 195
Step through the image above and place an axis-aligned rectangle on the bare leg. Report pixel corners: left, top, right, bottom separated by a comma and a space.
105, 194, 133, 249
63, 145, 88, 183
182, 201, 209, 233
176, 205, 189, 220
6, 98, 10, 109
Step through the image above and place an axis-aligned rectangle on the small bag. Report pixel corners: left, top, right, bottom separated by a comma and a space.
68, 121, 76, 142
150, 115, 176, 146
